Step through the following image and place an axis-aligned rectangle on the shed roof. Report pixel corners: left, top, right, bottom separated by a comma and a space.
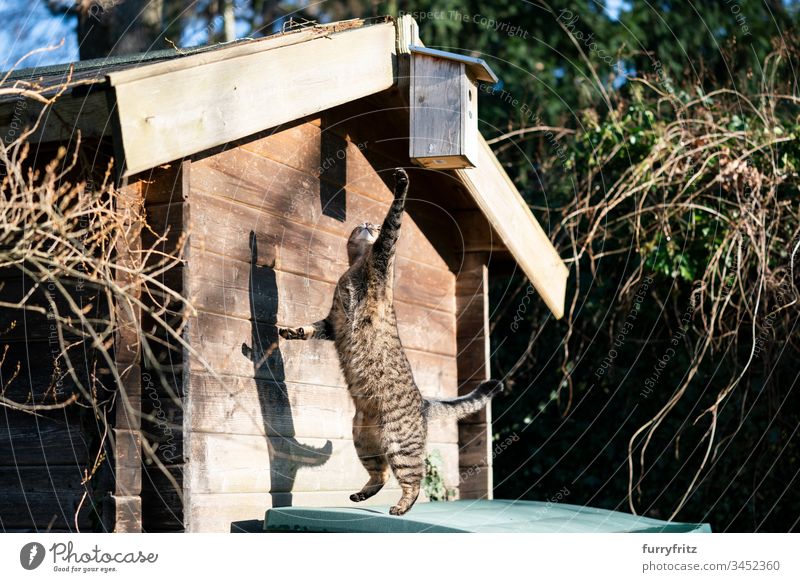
0, 16, 568, 319
264, 499, 712, 533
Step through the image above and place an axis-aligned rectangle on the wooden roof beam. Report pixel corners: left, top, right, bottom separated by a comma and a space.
454, 136, 568, 319
108, 22, 397, 176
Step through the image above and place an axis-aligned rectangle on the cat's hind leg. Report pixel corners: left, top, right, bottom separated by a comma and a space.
350, 412, 389, 502
386, 429, 425, 515
388, 458, 423, 516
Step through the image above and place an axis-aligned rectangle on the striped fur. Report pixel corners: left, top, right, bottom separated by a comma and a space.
423, 380, 504, 421
279, 168, 502, 515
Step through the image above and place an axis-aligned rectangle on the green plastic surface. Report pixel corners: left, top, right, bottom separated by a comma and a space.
264, 499, 712, 533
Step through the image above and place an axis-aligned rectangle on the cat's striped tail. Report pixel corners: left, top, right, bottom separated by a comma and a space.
422, 380, 504, 421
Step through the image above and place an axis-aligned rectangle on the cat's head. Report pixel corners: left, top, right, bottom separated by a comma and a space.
347, 222, 380, 264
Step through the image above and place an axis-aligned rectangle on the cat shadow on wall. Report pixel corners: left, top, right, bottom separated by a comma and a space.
240, 231, 332, 509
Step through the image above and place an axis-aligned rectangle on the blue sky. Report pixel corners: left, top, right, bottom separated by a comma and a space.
0, 0, 262, 70
0, 0, 78, 70
14, 0, 800, 72
604, 0, 633, 20
0, 0, 638, 70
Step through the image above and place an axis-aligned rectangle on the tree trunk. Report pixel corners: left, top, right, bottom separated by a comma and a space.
78, 0, 165, 60
222, 0, 235, 42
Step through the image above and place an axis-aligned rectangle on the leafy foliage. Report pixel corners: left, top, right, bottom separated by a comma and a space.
489, 37, 799, 531
422, 450, 456, 501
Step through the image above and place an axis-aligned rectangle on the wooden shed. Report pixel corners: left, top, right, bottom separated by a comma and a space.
0, 16, 567, 532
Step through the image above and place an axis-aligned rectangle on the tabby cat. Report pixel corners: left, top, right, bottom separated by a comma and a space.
279, 168, 503, 515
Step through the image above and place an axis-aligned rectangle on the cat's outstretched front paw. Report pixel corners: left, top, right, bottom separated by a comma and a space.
392, 168, 409, 191
278, 326, 306, 340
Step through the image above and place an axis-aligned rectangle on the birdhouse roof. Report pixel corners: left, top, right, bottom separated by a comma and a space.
408, 46, 499, 83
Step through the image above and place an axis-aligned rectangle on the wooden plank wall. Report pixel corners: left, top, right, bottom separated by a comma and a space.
139, 163, 189, 532
181, 119, 460, 532
0, 284, 104, 532
0, 331, 98, 531
0, 145, 114, 532
455, 253, 493, 499
106, 179, 145, 532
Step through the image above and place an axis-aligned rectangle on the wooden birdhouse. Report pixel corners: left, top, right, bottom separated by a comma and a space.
409, 46, 498, 169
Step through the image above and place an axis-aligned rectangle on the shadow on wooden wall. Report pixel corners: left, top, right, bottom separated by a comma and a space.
318, 117, 348, 222
240, 231, 332, 513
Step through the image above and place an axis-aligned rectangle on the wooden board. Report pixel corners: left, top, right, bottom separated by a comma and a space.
191, 146, 451, 273
182, 434, 457, 531
107, 179, 145, 532
189, 248, 453, 323
458, 421, 492, 468
106, 19, 380, 85
186, 307, 455, 382
238, 119, 399, 205
0, 413, 91, 467
0, 274, 106, 343
139, 162, 186, 205
0, 466, 95, 531
0, 90, 112, 144
454, 137, 568, 318
141, 464, 183, 532
138, 163, 190, 532
185, 433, 459, 495
190, 133, 449, 257
151, 192, 456, 311
186, 372, 457, 444
0, 271, 103, 530
110, 23, 397, 175
0, 339, 93, 405
455, 253, 493, 499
